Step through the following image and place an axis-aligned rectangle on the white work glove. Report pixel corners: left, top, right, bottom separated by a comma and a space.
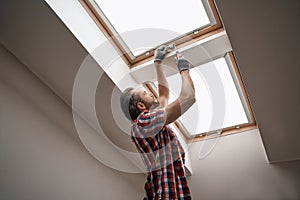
175, 53, 190, 73
154, 45, 168, 62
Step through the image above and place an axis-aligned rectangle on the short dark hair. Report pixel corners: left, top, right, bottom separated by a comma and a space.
120, 87, 143, 121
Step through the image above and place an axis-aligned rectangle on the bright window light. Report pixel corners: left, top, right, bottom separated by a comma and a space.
93, 0, 210, 56
153, 57, 248, 136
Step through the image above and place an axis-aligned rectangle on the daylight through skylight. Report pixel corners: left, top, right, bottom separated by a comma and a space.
153, 57, 249, 136
93, 0, 210, 56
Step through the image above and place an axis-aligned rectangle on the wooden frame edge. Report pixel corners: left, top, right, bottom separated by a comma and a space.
79, 0, 132, 65
130, 27, 225, 68
189, 124, 257, 143
228, 51, 256, 123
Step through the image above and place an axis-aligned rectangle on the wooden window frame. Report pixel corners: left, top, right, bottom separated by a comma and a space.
79, 0, 223, 67
144, 51, 256, 142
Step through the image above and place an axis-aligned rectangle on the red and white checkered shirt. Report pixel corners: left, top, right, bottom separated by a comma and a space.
131, 108, 191, 199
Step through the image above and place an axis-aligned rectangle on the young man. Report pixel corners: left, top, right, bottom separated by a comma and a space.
120, 45, 196, 199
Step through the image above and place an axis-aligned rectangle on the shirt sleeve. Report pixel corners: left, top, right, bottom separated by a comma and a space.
136, 108, 166, 137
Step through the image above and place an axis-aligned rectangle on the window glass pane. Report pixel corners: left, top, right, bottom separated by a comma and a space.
155, 57, 248, 136
93, 0, 210, 56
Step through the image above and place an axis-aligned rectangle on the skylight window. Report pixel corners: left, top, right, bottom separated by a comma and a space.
80, 0, 222, 65
147, 54, 253, 138
93, 0, 210, 56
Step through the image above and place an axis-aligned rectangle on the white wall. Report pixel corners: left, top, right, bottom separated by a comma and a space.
188, 129, 300, 200
0, 44, 145, 200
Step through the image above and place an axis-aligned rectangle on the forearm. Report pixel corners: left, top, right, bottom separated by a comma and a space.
163, 55, 196, 125
164, 71, 195, 125
154, 61, 169, 99
178, 70, 196, 110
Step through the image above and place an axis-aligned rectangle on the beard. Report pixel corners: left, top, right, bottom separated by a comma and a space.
143, 101, 160, 110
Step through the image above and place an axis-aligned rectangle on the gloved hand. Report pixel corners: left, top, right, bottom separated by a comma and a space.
154, 45, 168, 62
175, 53, 190, 73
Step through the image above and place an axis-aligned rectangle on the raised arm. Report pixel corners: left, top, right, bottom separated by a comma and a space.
154, 45, 170, 107
164, 55, 196, 125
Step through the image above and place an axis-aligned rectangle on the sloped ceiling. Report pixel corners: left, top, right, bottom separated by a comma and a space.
0, 0, 299, 163
214, 0, 300, 162
0, 0, 137, 155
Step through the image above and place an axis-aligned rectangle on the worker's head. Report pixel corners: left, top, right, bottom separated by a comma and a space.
120, 87, 158, 121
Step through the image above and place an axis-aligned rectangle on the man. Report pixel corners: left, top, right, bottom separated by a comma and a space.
120, 45, 195, 199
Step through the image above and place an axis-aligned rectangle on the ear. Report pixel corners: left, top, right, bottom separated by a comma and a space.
136, 102, 146, 111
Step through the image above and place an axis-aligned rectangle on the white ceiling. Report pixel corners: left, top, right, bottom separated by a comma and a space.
0, 0, 299, 163
214, 0, 300, 162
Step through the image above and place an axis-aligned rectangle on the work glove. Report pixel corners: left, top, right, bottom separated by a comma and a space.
154, 45, 168, 62
175, 53, 190, 73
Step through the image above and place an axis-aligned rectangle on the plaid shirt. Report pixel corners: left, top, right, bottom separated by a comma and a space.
131, 108, 191, 199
